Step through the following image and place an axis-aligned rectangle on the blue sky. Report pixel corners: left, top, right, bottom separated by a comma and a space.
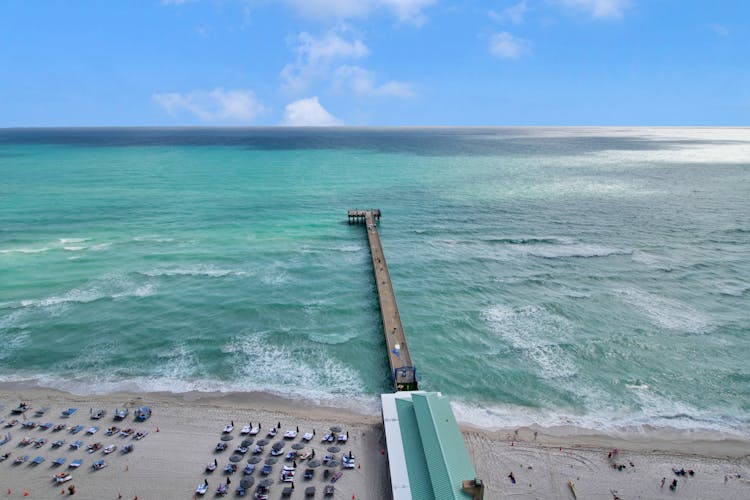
1, 0, 747, 126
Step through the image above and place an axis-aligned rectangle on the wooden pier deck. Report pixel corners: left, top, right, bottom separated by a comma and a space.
348, 209, 418, 392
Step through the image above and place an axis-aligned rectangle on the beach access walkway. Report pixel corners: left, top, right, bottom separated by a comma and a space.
348, 209, 418, 392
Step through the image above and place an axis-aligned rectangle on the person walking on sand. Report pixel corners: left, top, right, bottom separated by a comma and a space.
660, 477, 665, 488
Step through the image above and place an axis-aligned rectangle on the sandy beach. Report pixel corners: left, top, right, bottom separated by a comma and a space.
1, 386, 749, 499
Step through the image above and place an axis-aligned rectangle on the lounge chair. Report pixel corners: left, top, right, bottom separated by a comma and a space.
53, 457, 66, 466
113, 408, 129, 421
260, 464, 272, 475
302, 432, 313, 441
242, 463, 254, 474
11, 403, 30, 414
303, 468, 314, 480
69, 459, 83, 468
330, 471, 343, 483
21, 421, 36, 429
86, 426, 99, 435
337, 432, 348, 442
69, 441, 83, 450
33, 438, 47, 448
254, 485, 269, 499
13, 455, 29, 464
266, 428, 277, 438
249, 426, 260, 436
134, 431, 148, 440
240, 425, 251, 435
305, 486, 316, 497
216, 483, 228, 496
118, 428, 135, 437
39, 422, 53, 430
121, 444, 134, 454
134, 406, 151, 421
51, 439, 66, 448
283, 430, 297, 439
216, 442, 227, 452
195, 479, 208, 496
223, 424, 234, 434
31, 456, 45, 465
87, 442, 102, 453
281, 486, 293, 497
70, 425, 83, 434
61, 408, 77, 418
54, 472, 72, 483
102, 444, 117, 454
90, 409, 106, 420
342, 452, 356, 469
92, 460, 107, 470
324, 484, 334, 496
52, 424, 65, 432
105, 426, 120, 436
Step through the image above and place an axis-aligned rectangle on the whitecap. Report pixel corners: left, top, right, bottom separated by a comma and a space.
482, 305, 576, 379
616, 288, 711, 333
519, 243, 632, 259
140, 265, 244, 278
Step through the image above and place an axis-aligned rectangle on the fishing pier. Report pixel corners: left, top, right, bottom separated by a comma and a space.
348, 209, 418, 392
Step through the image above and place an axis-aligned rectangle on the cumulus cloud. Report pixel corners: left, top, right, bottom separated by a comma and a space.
153, 88, 267, 122
380, 0, 437, 25
490, 32, 531, 59
282, 0, 435, 24
709, 23, 729, 37
281, 30, 369, 93
559, 0, 629, 20
282, 97, 341, 126
489, 1, 528, 24
333, 65, 415, 97
282, 0, 373, 19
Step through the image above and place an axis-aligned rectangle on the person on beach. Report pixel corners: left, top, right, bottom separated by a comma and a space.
660, 477, 665, 488
670, 479, 678, 491
508, 472, 516, 484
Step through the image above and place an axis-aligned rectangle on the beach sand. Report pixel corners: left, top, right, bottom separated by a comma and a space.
1, 387, 749, 499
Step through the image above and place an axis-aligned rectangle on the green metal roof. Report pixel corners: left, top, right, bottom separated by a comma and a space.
412, 393, 476, 500
396, 398, 434, 500
384, 392, 477, 500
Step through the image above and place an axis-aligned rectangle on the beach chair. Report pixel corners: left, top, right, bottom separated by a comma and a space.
86, 426, 99, 435
303, 468, 314, 480
324, 484, 335, 496
54, 472, 72, 484
90, 408, 106, 420
195, 480, 208, 496
70, 440, 83, 450
240, 425, 251, 435
70, 425, 83, 434
249, 426, 260, 436
121, 444, 134, 454
302, 432, 313, 441
31, 456, 45, 465
52, 439, 65, 448
14, 455, 29, 465
235, 485, 246, 497
61, 408, 77, 418
21, 421, 36, 429
283, 429, 297, 439
69, 459, 83, 468
92, 460, 107, 470
39, 422, 53, 430
53, 457, 66, 466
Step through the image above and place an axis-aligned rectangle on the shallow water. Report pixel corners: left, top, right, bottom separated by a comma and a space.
1, 127, 749, 434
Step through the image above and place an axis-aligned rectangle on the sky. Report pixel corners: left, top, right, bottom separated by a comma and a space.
0, 0, 748, 126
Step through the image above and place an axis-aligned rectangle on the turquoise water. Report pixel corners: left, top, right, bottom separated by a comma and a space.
1, 128, 749, 434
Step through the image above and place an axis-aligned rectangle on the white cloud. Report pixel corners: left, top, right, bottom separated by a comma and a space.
281, 30, 369, 93
282, 97, 341, 126
333, 65, 415, 97
489, 1, 528, 24
153, 88, 267, 122
282, 0, 435, 24
380, 0, 437, 25
282, 0, 374, 19
709, 23, 729, 37
559, 0, 629, 20
490, 32, 531, 59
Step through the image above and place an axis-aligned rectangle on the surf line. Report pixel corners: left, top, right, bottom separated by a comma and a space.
348, 209, 418, 392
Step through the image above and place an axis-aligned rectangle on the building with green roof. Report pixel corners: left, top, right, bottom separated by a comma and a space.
381, 391, 484, 500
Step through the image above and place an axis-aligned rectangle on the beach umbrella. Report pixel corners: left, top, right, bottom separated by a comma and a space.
247, 456, 261, 464
221, 435, 234, 441
291, 443, 304, 450
229, 454, 243, 463
257, 439, 269, 446
240, 477, 254, 489
265, 457, 278, 465
259, 479, 273, 487
307, 459, 321, 468
327, 446, 340, 453
272, 442, 284, 451
326, 459, 340, 467
241, 439, 253, 447
329, 426, 342, 433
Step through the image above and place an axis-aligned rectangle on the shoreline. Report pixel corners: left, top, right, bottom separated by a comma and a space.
1, 386, 749, 499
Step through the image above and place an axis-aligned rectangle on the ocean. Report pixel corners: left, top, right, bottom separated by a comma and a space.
1, 127, 748, 435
